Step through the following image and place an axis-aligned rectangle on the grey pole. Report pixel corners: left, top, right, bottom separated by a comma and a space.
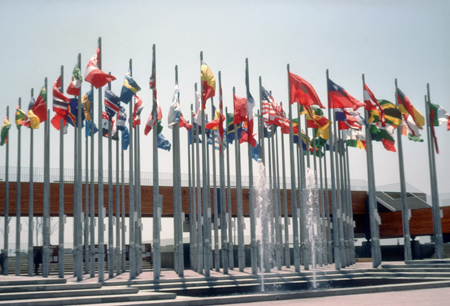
195, 83, 203, 274
3, 105, 10, 276
318, 141, 328, 265
211, 98, 220, 272
323, 141, 332, 264
274, 126, 283, 269
271, 124, 282, 269
394, 79, 413, 262
151, 45, 161, 279
76, 54, 83, 281
97, 37, 105, 282
218, 72, 229, 274
326, 70, 341, 270
189, 104, 196, 271
338, 130, 349, 267
85, 94, 90, 276
43, 82, 50, 278
287, 65, 300, 272
116, 135, 120, 275
298, 105, 309, 270
107, 80, 114, 279
233, 87, 245, 272
334, 121, 346, 269
128, 59, 136, 280
426, 86, 444, 259
28, 88, 34, 277
58, 111, 65, 279
267, 121, 274, 272
90, 84, 96, 278
279, 112, 290, 268
345, 142, 356, 264
73, 95, 78, 278
258, 77, 265, 164
226, 107, 234, 270
312, 132, 324, 267
15, 98, 22, 276
121, 140, 126, 273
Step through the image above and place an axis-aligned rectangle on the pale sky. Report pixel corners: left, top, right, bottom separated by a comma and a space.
1, 0, 450, 198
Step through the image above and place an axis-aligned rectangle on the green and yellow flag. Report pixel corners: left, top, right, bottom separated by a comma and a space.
368, 99, 402, 127
1, 117, 12, 146
15, 106, 26, 128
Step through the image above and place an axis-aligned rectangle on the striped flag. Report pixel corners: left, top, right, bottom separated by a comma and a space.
363, 83, 386, 127
261, 86, 290, 129
104, 87, 121, 120
144, 100, 162, 135
51, 76, 70, 130
396, 87, 424, 137
119, 70, 141, 104
132, 95, 144, 128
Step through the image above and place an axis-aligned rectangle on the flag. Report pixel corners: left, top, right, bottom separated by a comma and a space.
205, 109, 225, 130
84, 47, 116, 89
192, 90, 202, 125
157, 133, 171, 151
28, 97, 35, 111
368, 99, 402, 127
246, 92, 257, 147
168, 85, 181, 128
396, 87, 425, 138
342, 128, 366, 150
24, 110, 40, 129
430, 103, 450, 130
67, 62, 82, 96
116, 106, 127, 131
280, 118, 299, 135
1, 117, 12, 146
51, 76, 71, 130
121, 125, 130, 150
370, 123, 396, 152
288, 72, 325, 108
305, 105, 331, 136
119, 70, 141, 104
261, 86, 290, 129
201, 61, 215, 109
66, 98, 85, 127
363, 83, 386, 127
149, 52, 156, 90
15, 106, 26, 128
233, 94, 247, 125
252, 142, 259, 162
132, 95, 144, 128
218, 85, 225, 152
144, 100, 162, 135
293, 129, 314, 152
102, 111, 118, 139
179, 113, 193, 131
104, 87, 121, 120
328, 78, 364, 110
226, 113, 240, 144
30, 85, 47, 124
81, 90, 93, 121
85, 120, 98, 137
335, 108, 365, 130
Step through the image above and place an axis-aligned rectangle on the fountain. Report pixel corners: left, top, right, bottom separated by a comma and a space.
305, 167, 320, 289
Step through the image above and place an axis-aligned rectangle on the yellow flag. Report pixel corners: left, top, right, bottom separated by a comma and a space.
27, 109, 40, 129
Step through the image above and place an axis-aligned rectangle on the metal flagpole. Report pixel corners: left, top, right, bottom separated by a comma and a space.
312, 132, 324, 267
267, 120, 274, 271
116, 134, 120, 275
298, 105, 309, 270
3, 105, 10, 276
218, 72, 229, 274
323, 141, 332, 264
274, 127, 283, 269
258, 77, 264, 164
200, 52, 211, 276
152, 44, 161, 279
318, 140, 328, 265
226, 107, 234, 270
195, 83, 203, 274
334, 119, 346, 269
233, 87, 245, 272
15, 98, 22, 276
326, 69, 341, 270
128, 59, 136, 280
426, 86, 444, 259
345, 142, 356, 264
287, 65, 300, 272
73, 92, 78, 278
205, 117, 212, 272
89, 84, 96, 278
279, 107, 290, 268
189, 104, 196, 271
76, 54, 83, 281
28, 88, 34, 277
58, 69, 65, 278
43, 80, 50, 278
211, 97, 220, 272
137, 130, 143, 274
363, 74, 380, 267
338, 130, 349, 267
107, 79, 114, 278
271, 124, 282, 269
85, 90, 90, 276
121, 137, 126, 273
97, 37, 105, 282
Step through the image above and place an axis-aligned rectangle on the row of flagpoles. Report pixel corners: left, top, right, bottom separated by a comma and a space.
1, 37, 449, 280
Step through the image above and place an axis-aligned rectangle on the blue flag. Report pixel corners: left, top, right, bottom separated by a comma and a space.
116, 106, 127, 131
121, 126, 130, 150
104, 87, 121, 120
85, 120, 98, 137
157, 133, 171, 151
252, 142, 260, 162
66, 98, 85, 127
28, 97, 36, 110
120, 70, 141, 104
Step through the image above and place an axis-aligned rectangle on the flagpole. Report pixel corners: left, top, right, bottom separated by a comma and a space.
58, 66, 65, 278
73, 92, 78, 278
317, 139, 328, 265
137, 129, 143, 274
3, 105, 9, 276
233, 87, 245, 272
258, 77, 264, 164
133, 71, 140, 276
151, 44, 161, 279
363, 74, 380, 267
267, 121, 274, 272
189, 104, 196, 271
43, 79, 50, 278
116, 132, 120, 275
426, 85, 444, 259
15, 98, 22, 276
218, 72, 228, 274
326, 69, 341, 270
323, 140, 332, 264
84, 90, 90, 276
89, 83, 96, 278
345, 142, 356, 264
76, 53, 83, 281
195, 83, 203, 274
27, 88, 34, 277
271, 124, 282, 269
338, 130, 349, 267
211, 96, 220, 272
225, 107, 234, 270
394, 78, 412, 262
205, 114, 212, 272
107, 79, 114, 279
121, 135, 126, 273
334, 117, 346, 269
274, 126, 283, 269
279, 103, 290, 268
312, 132, 324, 267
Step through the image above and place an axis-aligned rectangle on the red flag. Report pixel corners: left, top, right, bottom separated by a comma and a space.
84, 47, 116, 89
51, 76, 70, 130
364, 83, 386, 127
288, 72, 325, 108
233, 94, 247, 125
179, 113, 193, 131
201, 61, 215, 109
132, 95, 144, 128
218, 85, 225, 152
328, 78, 364, 110
144, 100, 162, 135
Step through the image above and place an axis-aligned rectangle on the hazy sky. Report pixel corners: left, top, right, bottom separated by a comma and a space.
1, 0, 449, 197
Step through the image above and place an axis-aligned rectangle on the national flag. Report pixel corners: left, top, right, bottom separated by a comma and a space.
335, 108, 365, 130
293, 129, 314, 152
261, 86, 290, 129
201, 61, 215, 109
252, 142, 259, 162
246, 92, 257, 147
218, 85, 225, 152
149, 53, 156, 90
396, 88, 425, 138
342, 128, 366, 150
104, 87, 121, 120
192, 90, 202, 125
85, 121, 98, 137
24, 110, 40, 129
144, 100, 162, 135
205, 109, 225, 130
370, 123, 396, 152
363, 83, 386, 126
81, 90, 93, 121
102, 111, 118, 139
84, 47, 116, 89
15, 106, 26, 128
168, 85, 181, 128
30, 85, 47, 124
28, 97, 35, 110
430, 103, 450, 129
288, 72, 325, 108
132, 95, 144, 128
119, 70, 141, 104
66, 98, 85, 127
67, 62, 82, 96
233, 94, 247, 125
51, 76, 71, 130
226, 113, 240, 144
116, 106, 127, 131
328, 78, 364, 110
157, 133, 171, 151
179, 113, 193, 131
280, 118, 299, 135
121, 126, 130, 150
368, 99, 402, 127
1, 117, 12, 146
305, 105, 331, 137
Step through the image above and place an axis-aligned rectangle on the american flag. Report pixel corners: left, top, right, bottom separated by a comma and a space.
261, 86, 289, 128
